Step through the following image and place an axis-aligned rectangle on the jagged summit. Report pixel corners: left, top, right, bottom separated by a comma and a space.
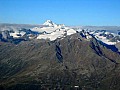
43, 20, 65, 28
43, 20, 57, 27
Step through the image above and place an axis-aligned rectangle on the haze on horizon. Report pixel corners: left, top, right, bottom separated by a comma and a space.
0, 0, 120, 26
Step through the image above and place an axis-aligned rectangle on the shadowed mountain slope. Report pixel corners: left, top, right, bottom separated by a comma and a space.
0, 33, 120, 90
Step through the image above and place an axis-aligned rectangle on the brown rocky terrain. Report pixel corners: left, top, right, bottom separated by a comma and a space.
0, 33, 120, 90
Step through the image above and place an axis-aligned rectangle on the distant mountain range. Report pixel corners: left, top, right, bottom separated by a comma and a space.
0, 20, 120, 49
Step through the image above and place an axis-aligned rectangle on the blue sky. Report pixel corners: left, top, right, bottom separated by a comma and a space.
0, 0, 120, 26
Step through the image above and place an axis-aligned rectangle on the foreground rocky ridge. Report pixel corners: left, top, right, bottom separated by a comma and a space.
0, 32, 120, 90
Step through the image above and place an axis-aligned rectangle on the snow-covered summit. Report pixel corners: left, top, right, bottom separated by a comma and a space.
43, 20, 65, 28
43, 20, 57, 27
36, 20, 77, 41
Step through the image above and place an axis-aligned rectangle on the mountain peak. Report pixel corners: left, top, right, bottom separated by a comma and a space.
44, 20, 53, 24
43, 20, 57, 27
